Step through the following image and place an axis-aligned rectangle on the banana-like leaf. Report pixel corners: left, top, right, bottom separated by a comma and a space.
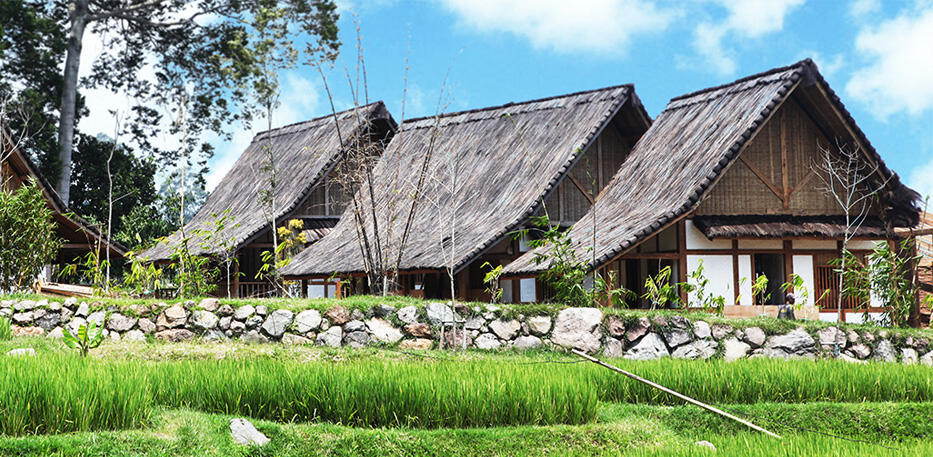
78, 321, 89, 342
62, 326, 78, 348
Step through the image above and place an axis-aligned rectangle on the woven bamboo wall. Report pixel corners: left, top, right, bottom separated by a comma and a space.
546, 126, 631, 225
696, 97, 873, 216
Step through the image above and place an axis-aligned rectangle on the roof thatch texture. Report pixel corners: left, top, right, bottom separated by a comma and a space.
504, 59, 920, 275
2, 130, 126, 257
143, 102, 394, 261
282, 84, 648, 276
692, 215, 888, 239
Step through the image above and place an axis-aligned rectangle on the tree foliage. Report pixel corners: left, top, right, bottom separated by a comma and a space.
0, 181, 62, 292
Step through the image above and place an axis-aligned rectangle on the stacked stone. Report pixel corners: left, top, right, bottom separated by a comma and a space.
2, 298, 932, 365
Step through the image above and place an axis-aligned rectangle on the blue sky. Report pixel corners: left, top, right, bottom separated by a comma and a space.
80, 1, 933, 200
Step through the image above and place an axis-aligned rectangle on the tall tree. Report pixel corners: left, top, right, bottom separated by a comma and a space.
68, 133, 158, 235
5, 0, 340, 204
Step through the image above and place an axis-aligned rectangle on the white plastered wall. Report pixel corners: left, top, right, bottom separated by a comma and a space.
738, 255, 752, 306
737, 239, 783, 250
685, 219, 731, 250
687, 254, 734, 307
791, 255, 814, 307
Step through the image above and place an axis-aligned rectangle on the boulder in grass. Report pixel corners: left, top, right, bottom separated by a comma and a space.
373, 304, 396, 318
366, 318, 403, 344
155, 329, 194, 342
324, 305, 350, 325
425, 302, 454, 325
723, 338, 750, 362
230, 418, 269, 446
198, 298, 220, 312
404, 323, 432, 338
513, 335, 543, 350
527, 315, 552, 336
744, 327, 766, 348
396, 306, 419, 324
294, 310, 322, 333
107, 313, 137, 332
474, 333, 501, 350
489, 318, 520, 341
156, 305, 187, 329
260, 310, 294, 338
317, 326, 343, 347
551, 307, 603, 353
234, 305, 255, 320
398, 338, 433, 350
190, 310, 219, 330
624, 333, 670, 361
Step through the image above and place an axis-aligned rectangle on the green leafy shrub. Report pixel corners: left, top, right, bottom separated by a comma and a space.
62, 320, 105, 357
0, 181, 61, 292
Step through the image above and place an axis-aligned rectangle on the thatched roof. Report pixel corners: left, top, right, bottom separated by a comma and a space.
143, 102, 395, 261
692, 215, 888, 239
505, 59, 921, 275
2, 130, 126, 260
282, 84, 651, 277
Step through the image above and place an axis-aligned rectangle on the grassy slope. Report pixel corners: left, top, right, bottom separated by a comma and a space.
3, 404, 933, 457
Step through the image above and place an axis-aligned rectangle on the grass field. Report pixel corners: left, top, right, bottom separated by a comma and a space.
1, 332, 932, 454
1, 403, 931, 456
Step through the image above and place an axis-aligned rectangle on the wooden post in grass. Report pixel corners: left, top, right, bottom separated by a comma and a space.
570, 349, 782, 439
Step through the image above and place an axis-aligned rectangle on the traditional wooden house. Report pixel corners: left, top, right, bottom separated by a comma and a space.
142, 102, 396, 297
282, 85, 652, 301
1, 130, 125, 277
503, 60, 921, 323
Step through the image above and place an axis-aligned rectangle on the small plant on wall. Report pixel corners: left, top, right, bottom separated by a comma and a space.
481, 262, 504, 304
62, 320, 105, 357
839, 239, 921, 327
679, 260, 725, 315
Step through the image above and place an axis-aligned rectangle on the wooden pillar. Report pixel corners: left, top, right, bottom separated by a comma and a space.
732, 240, 740, 305
783, 240, 794, 295
300, 279, 308, 298
232, 255, 241, 298
456, 269, 468, 301
678, 220, 688, 305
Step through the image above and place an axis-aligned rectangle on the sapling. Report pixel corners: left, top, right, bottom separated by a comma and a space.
62, 320, 105, 357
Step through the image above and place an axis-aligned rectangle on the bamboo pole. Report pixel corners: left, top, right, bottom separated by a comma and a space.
570, 349, 782, 439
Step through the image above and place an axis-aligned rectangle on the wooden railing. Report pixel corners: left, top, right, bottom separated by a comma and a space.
238, 281, 275, 298
815, 266, 861, 309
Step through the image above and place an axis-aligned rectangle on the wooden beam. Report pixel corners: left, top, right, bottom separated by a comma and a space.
786, 169, 816, 200
678, 220, 688, 304
783, 240, 794, 295
566, 173, 596, 204
739, 156, 784, 201
780, 109, 790, 209
732, 240, 740, 305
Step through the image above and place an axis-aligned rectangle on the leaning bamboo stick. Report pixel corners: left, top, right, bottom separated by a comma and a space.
570, 349, 782, 439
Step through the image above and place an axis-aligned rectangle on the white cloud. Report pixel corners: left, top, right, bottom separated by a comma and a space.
908, 154, 933, 202
691, 0, 805, 75
439, 0, 676, 55
849, 0, 881, 18
845, 5, 933, 119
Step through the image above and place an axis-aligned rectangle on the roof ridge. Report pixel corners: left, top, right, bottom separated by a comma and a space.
253, 101, 384, 141
669, 59, 812, 102
400, 83, 634, 125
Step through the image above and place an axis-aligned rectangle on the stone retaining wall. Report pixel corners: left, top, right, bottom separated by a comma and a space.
2, 298, 932, 365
